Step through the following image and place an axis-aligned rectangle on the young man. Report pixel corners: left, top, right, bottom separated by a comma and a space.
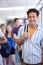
12, 18, 22, 63
12, 18, 21, 35
15, 9, 43, 65
0, 28, 7, 65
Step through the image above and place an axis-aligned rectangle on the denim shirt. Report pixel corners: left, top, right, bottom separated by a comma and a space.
17, 25, 43, 64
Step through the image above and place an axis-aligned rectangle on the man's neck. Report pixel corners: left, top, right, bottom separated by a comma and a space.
29, 25, 38, 29
14, 25, 20, 27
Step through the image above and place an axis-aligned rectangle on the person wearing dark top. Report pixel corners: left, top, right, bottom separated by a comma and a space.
12, 18, 22, 63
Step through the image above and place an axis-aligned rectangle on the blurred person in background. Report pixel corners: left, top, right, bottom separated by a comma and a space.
0, 24, 7, 65
12, 18, 22, 63
0, 24, 6, 65
3, 23, 15, 65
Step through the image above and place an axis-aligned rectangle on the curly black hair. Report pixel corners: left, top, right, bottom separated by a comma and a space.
27, 8, 39, 17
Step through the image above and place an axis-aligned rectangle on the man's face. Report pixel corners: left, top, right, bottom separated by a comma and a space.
14, 19, 19, 26
28, 12, 38, 26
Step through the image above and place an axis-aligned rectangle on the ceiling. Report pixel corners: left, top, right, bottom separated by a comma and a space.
0, 0, 40, 7
0, 0, 43, 19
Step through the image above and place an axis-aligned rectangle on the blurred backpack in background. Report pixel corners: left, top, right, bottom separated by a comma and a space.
0, 41, 11, 57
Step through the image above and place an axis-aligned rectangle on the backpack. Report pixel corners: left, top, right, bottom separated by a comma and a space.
18, 25, 28, 52
0, 41, 11, 57
18, 25, 28, 59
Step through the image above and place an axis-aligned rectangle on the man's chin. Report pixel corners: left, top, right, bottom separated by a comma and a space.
30, 23, 37, 26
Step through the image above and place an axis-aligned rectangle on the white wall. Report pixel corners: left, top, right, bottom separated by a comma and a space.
42, 8, 43, 28
38, 10, 42, 28
0, 17, 6, 24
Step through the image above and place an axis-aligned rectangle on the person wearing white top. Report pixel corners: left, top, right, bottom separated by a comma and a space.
0, 28, 7, 65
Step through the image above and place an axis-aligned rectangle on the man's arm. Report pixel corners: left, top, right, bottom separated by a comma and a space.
15, 36, 25, 45
15, 31, 29, 45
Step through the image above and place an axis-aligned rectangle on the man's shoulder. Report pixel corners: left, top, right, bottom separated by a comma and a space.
38, 28, 43, 35
19, 25, 24, 30
37, 26, 43, 31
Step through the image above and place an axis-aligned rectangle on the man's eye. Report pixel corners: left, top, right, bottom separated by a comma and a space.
29, 16, 36, 18
29, 16, 31, 18
33, 16, 36, 18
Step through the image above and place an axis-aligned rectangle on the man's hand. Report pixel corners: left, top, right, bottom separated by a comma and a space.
23, 31, 29, 39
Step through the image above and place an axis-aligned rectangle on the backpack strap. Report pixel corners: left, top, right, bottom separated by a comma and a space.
24, 25, 26, 31
24, 25, 28, 32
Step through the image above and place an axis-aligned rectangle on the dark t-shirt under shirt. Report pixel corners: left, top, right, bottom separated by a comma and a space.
12, 25, 22, 35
